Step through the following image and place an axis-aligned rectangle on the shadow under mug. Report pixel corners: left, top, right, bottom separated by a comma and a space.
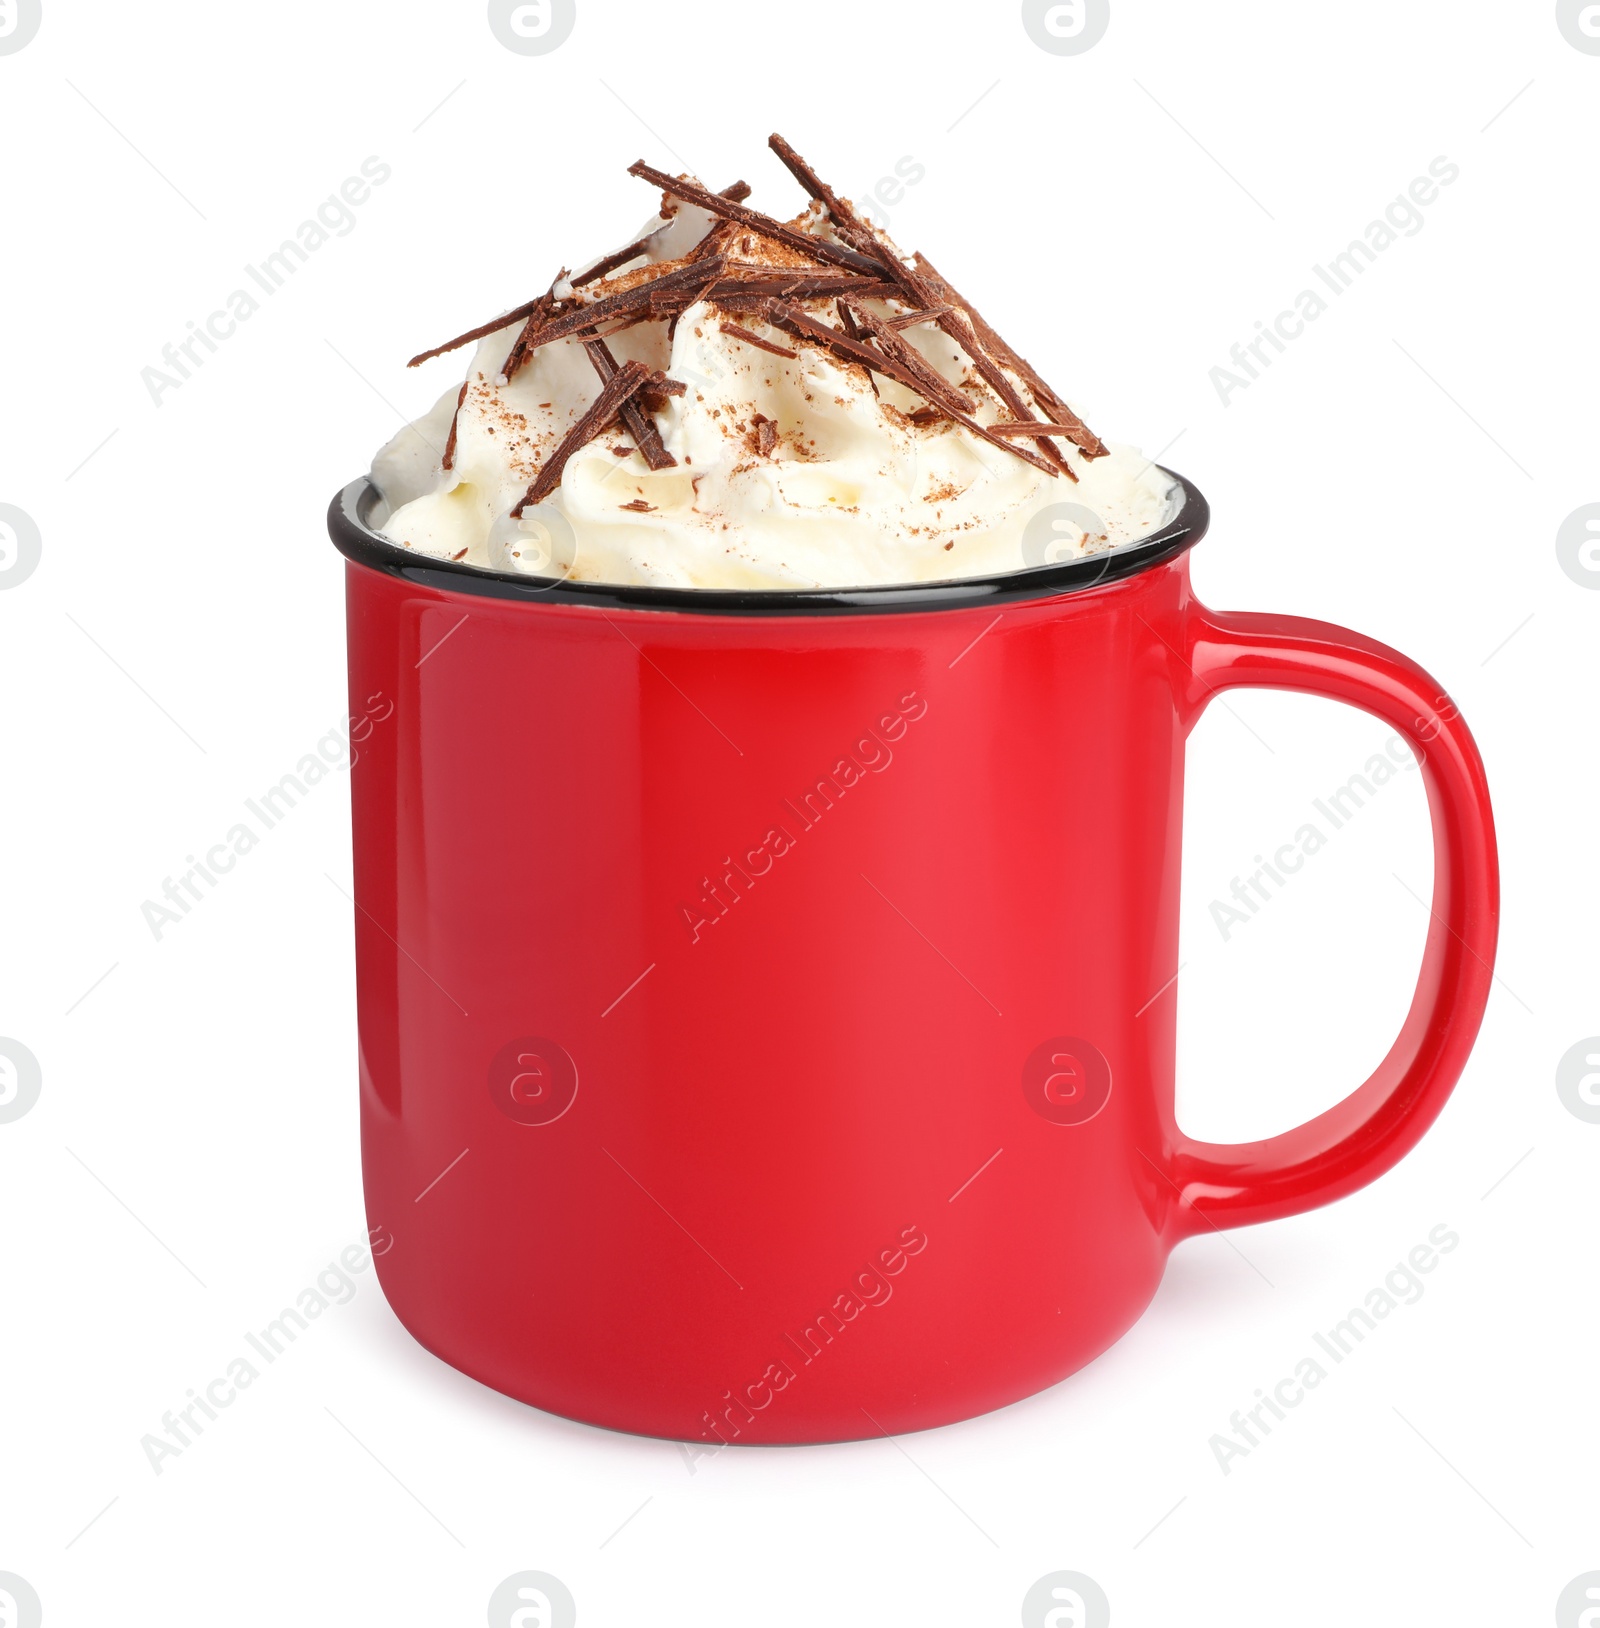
327, 471, 1497, 1445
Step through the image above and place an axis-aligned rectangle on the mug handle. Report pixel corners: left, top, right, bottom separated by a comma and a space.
1167, 605, 1500, 1236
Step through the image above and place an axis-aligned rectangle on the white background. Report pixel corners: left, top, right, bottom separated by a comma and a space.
2, 2, 1596, 1623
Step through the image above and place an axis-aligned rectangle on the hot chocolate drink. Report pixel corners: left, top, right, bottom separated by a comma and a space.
371, 136, 1176, 590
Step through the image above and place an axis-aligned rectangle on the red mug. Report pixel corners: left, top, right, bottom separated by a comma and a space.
329, 471, 1498, 1445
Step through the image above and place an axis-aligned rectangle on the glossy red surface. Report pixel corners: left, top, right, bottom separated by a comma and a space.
341, 549, 1498, 1444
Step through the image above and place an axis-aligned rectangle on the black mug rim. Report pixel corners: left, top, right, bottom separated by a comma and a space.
326, 467, 1207, 616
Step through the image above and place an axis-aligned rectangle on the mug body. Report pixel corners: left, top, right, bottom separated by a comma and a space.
340, 491, 1200, 1444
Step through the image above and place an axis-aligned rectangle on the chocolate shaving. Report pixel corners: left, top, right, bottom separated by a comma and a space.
706, 293, 814, 316
408, 134, 1109, 530
620, 499, 656, 512
749, 413, 779, 456
766, 135, 893, 267
641, 293, 715, 333
408, 294, 550, 369
895, 254, 1080, 470
717, 267, 892, 294
439, 382, 468, 475
626, 161, 884, 278
583, 337, 677, 470
411, 241, 649, 372
765, 300, 917, 388
499, 292, 556, 383
841, 301, 1058, 476
924, 300, 1076, 476
836, 299, 878, 394
512, 359, 650, 514
989, 421, 1103, 438
597, 310, 657, 339
639, 373, 686, 414
688, 220, 739, 263
529, 256, 729, 350
686, 184, 755, 262
837, 301, 975, 416
703, 278, 900, 314
764, 140, 1077, 478
408, 231, 672, 374
441, 382, 469, 470
765, 137, 944, 315
864, 261, 1076, 476
759, 138, 1096, 472
957, 345, 1077, 476
911, 252, 1106, 459
575, 239, 651, 287
719, 321, 799, 359
886, 305, 953, 330
773, 297, 1035, 483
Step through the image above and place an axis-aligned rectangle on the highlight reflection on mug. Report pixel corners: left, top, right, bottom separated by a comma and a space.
488, 1037, 579, 1125
1022, 1037, 1112, 1125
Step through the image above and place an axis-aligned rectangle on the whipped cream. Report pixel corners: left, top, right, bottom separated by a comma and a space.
371, 168, 1177, 591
